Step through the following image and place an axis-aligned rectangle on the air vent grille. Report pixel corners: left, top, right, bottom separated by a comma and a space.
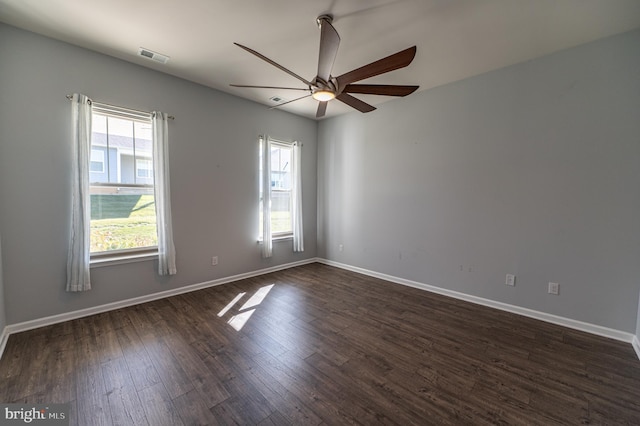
138, 47, 170, 64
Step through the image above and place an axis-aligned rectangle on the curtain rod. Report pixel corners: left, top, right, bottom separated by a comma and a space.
65, 95, 175, 120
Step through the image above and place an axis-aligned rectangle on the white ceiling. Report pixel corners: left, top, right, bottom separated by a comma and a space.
1, 0, 639, 119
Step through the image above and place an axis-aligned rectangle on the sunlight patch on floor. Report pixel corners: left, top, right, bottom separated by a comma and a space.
217, 292, 246, 317
240, 284, 274, 311
220, 284, 275, 331
227, 309, 256, 331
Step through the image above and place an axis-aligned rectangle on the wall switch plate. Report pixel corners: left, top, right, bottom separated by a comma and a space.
506, 274, 516, 286
548, 282, 559, 295
211, 256, 218, 266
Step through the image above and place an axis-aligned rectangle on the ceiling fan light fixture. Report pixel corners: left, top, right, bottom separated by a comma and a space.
231, 15, 418, 118
312, 90, 336, 102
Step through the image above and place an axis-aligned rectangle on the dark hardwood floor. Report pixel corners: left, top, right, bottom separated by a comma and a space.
1, 263, 639, 425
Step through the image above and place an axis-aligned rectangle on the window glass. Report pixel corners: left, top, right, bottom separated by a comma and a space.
90, 111, 157, 254
270, 144, 292, 235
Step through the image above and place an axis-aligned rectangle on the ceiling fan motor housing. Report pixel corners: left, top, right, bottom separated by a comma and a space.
311, 77, 337, 93
316, 14, 333, 28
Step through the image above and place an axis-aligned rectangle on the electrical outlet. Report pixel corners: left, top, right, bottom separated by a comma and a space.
211, 256, 218, 266
339, 244, 343, 252
505, 274, 516, 286
548, 282, 559, 295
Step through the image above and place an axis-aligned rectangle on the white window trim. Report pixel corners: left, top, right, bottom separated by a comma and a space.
265, 139, 294, 238
257, 235, 293, 244
90, 248, 158, 267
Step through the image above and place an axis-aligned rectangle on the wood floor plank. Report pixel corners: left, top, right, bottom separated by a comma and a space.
43, 332, 76, 404
1, 263, 639, 424
142, 338, 194, 399
256, 410, 292, 426
209, 398, 248, 425
102, 357, 148, 426
74, 362, 112, 426
0, 334, 31, 402
172, 388, 219, 426
162, 331, 230, 408
215, 356, 276, 424
223, 353, 323, 425
303, 351, 412, 425
137, 383, 184, 426
114, 324, 164, 394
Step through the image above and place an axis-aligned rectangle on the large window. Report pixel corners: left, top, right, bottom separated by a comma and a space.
260, 140, 293, 237
90, 105, 157, 254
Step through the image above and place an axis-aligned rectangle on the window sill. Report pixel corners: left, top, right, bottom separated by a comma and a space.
90, 251, 158, 268
257, 235, 293, 244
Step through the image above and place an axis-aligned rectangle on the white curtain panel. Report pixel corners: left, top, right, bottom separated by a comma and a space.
152, 112, 177, 275
66, 93, 92, 292
261, 136, 273, 258
292, 142, 304, 252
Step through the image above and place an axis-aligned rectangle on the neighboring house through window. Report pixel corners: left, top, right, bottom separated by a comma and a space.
90, 104, 158, 254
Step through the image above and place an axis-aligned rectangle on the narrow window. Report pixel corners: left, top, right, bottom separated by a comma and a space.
259, 138, 297, 239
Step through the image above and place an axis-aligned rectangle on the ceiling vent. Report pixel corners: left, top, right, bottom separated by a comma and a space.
138, 47, 170, 64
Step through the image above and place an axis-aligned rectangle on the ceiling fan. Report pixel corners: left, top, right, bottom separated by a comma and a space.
230, 14, 419, 118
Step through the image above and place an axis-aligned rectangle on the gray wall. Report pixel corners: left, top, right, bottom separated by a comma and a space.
0, 23, 317, 324
0, 233, 6, 334
318, 29, 640, 332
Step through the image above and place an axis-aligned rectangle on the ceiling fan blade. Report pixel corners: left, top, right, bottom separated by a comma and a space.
230, 84, 310, 91
317, 18, 340, 82
336, 93, 376, 113
269, 94, 312, 109
234, 43, 312, 87
316, 101, 328, 118
336, 46, 417, 89
343, 84, 419, 97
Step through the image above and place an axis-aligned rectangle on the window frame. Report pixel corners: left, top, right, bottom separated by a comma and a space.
136, 158, 153, 179
260, 138, 295, 240
89, 103, 158, 263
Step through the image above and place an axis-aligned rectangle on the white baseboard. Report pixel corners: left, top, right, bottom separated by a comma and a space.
0, 326, 8, 361
4, 257, 319, 338
633, 336, 640, 361
317, 259, 637, 346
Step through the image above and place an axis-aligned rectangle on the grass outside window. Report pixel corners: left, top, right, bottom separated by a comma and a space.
90, 193, 157, 253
